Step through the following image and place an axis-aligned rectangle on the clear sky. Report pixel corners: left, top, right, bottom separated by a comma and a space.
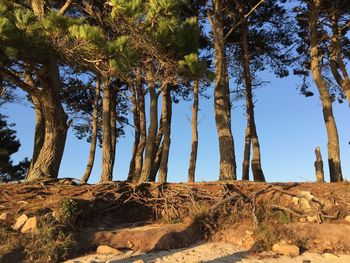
2, 71, 350, 183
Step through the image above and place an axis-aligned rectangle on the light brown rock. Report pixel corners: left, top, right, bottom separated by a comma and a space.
323, 252, 338, 259
132, 260, 145, 263
12, 214, 28, 231
0, 212, 8, 221
96, 245, 123, 255
307, 215, 318, 223
345, 215, 350, 223
272, 240, 300, 257
21, 216, 38, 234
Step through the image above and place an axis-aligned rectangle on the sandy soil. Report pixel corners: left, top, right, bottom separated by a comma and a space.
65, 242, 350, 263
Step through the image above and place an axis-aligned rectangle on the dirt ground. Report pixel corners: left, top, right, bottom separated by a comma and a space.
65, 242, 350, 263
1, 180, 350, 262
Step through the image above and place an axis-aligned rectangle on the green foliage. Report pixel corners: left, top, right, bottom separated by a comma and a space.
68, 24, 104, 44
110, 0, 144, 18
0, 114, 29, 182
59, 197, 78, 225
147, 0, 183, 18
26, 218, 77, 262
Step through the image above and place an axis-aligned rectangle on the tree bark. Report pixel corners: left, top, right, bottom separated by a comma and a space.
310, 0, 343, 182
127, 81, 140, 181
81, 77, 100, 183
188, 80, 199, 182
240, 14, 265, 182
26, 59, 68, 180
101, 77, 113, 182
242, 118, 251, 181
209, 0, 237, 180
29, 95, 45, 172
139, 84, 158, 182
134, 71, 146, 181
314, 147, 324, 182
158, 85, 172, 183
149, 112, 164, 182
110, 85, 117, 176
329, 12, 350, 105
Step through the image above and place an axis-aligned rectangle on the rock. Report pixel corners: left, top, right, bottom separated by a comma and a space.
307, 215, 318, 223
0, 212, 8, 221
12, 214, 28, 231
345, 215, 350, 223
272, 240, 300, 257
96, 245, 123, 255
132, 260, 145, 263
21, 216, 38, 234
323, 252, 338, 259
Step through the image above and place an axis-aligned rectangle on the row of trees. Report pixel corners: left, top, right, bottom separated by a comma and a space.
0, 0, 348, 183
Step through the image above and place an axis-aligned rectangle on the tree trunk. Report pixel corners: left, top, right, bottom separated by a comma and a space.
149, 112, 164, 182
210, 0, 237, 180
242, 118, 251, 181
134, 72, 146, 181
314, 147, 324, 182
29, 95, 45, 172
240, 14, 265, 182
310, 0, 343, 182
27, 59, 68, 180
158, 85, 172, 183
110, 85, 117, 176
81, 77, 100, 183
329, 12, 350, 105
188, 80, 199, 182
101, 77, 113, 182
127, 81, 140, 181
139, 85, 158, 183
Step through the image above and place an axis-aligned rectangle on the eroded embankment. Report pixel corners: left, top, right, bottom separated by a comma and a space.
0, 180, 350, 262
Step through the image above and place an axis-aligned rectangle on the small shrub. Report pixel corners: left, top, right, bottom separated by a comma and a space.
59, 197, 78, 225
253, 223, 280, 251
25, 218, 77, 262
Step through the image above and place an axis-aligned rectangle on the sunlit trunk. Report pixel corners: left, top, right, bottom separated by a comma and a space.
210, 0, 237, 180
81, 77, 100, 183
310, 0, 343, 182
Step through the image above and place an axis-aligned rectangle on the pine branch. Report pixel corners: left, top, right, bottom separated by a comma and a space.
0, 66, 36, 94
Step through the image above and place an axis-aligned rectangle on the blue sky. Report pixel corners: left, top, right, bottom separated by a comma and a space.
2, 72, 350, 183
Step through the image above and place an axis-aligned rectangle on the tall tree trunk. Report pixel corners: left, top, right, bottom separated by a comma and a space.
329, 12, 350, 105
188, 80, 199, 182
240, 14, 265, 182
110, 85, 117, 176
101, 77, 113, 182
81, 77, 100, 183
134, 72, 146, 181
139, 85, 158, 182
242, 118, 251, 181
27, 59, 68, 180
149, 112, 164, 182
158, 85, 172, 183
29, 95, 45, 172
209, 0, 237, 180
310, 0, 343, 182
127, 81, 140, 181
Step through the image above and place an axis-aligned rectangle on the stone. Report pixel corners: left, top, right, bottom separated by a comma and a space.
132, 260, 145, 263
272, 240, 300, 257
307, 215, 318, 223
96, 245, 123, 255
0, 212, 8, 221
345, 215, 350, 223
21, 216, 38, 234
323, 253, 338, 259
12, 214, 28, 231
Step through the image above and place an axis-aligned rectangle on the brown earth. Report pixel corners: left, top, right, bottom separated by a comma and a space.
0, 179, 349, 262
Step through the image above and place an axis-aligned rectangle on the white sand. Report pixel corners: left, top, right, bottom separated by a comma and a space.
65, 242, 350, 263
